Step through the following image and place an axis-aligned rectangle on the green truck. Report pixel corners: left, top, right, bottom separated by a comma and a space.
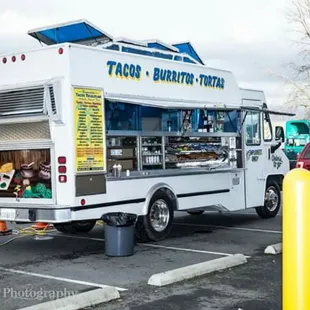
284, 119, 310, 169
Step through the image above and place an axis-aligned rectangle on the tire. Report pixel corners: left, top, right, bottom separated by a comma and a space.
135, 191, 174, 243
255, 181, 281, 219
187, 210, 204, 215
54, 220, 97, 234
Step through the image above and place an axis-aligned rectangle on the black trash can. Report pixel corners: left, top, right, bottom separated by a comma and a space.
101, 212, 137, 257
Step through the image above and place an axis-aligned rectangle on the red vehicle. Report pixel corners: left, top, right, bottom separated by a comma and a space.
296, 142, 310, 169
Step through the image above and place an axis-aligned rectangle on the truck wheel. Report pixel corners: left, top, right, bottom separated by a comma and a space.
54, 220, 97, 234
135, 191, 174, 242
187, 210, 204, 215
255, 181, 281, 219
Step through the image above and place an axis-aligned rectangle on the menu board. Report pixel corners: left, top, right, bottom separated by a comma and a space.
74, 88, 105, 172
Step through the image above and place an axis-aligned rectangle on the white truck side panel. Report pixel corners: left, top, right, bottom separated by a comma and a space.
66, 45, 246, 213
0, 47, 76, 207
240, 88, 266, 105
0, 48, 67, 88
68, 45, 242, 106
64, 45, 246, 213
72, 171, 245, 219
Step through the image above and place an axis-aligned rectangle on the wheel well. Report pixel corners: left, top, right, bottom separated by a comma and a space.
152, 188, 178, 211
266, 174, 284, 191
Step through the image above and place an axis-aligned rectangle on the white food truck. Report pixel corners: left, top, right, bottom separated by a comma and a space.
0, 20, 292, 242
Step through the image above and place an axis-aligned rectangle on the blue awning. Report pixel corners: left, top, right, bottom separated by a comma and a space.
28, 19, 113, 46
173, 42, 204, 65
145, 40, 178, 52
27, 19, 205, 65
114, 37, 147, 47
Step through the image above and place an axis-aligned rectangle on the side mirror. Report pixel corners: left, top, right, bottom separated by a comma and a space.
275, 126, 285, 142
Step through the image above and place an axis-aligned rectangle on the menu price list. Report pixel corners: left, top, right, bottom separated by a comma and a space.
74, 88, 105, 172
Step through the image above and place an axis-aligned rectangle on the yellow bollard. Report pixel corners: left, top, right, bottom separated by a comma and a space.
283, 168, 310, 310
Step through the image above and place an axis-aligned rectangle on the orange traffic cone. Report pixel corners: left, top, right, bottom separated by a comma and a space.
0, 221, 12, 236
32, 222, 53, 231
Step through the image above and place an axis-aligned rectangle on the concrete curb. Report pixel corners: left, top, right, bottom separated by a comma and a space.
148, 253, 247, 287
264, 243, 282, 255
18, 287, 120, 310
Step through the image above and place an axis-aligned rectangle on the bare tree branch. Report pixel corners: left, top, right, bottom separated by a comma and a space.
276, 0, 310, 118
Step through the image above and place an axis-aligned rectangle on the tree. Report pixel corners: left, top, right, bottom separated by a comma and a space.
281, 0, 310, 118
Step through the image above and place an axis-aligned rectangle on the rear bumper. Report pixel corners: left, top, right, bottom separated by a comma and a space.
0, 203, 72, 223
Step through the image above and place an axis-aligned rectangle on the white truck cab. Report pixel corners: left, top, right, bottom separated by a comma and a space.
241, 88, 290, 215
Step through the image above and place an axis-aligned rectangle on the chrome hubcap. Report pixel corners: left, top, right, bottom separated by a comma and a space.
149, 199, 170, 232
265, 186, 279, 212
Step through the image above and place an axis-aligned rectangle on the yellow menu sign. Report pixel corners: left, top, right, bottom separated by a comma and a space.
74, 88, 105, 172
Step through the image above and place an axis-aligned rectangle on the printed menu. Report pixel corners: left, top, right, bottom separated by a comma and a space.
74, 88, 105, 172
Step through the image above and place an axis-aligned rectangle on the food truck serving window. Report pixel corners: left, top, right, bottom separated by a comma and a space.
105, 100, 241, 133
105, 100, 243, 175
105, 101, 140, 131
105, 101, 182, 132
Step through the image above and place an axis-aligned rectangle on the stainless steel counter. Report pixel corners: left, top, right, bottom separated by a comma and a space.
107, 167, 245, 182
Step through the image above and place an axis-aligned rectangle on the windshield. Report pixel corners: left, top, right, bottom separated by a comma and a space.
286, 122, 310, 137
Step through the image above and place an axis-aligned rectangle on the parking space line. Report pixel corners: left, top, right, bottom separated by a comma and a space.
51, 233, 105, 242
174, 223, 282, 234
51, 233, 250, 258
229, 212, 283, 217
140, 243, 251, 258
0, 266, 127, 292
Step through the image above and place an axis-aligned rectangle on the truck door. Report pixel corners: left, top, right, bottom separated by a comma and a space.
243, 110, 266, 208
263, 110, 290, 176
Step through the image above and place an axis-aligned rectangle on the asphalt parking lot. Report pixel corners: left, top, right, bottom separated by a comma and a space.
0, 208, 282, 310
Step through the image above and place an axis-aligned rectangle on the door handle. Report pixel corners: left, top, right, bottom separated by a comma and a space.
271, 142, 281, 154
268, 148, 271, 160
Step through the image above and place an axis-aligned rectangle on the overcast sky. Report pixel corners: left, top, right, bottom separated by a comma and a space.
0, 0, 302, 111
